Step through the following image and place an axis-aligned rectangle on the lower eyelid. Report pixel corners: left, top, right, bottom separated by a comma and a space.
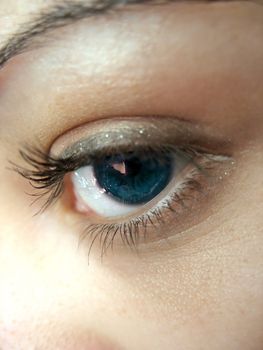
63, 153, 233, 254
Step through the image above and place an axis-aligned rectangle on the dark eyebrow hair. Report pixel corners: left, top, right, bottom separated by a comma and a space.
0, 0, 259, 70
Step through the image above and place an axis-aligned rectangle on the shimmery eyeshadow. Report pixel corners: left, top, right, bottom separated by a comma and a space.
51, 116, 231, 159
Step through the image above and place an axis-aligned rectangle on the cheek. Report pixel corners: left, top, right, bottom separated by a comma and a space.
1, 150, 263, 350
0, 215, 122, 349
0, 204, 263, 350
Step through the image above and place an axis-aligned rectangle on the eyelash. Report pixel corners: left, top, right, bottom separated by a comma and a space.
12, 144, 227, 258
82, 166, 205, 258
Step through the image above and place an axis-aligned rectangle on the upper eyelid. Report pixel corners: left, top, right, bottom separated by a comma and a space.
50, 117, 233, 159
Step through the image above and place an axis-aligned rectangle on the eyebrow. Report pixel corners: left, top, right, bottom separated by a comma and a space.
0, 0, 258, 70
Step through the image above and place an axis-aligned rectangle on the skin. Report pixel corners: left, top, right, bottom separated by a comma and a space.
0, 1, 263, 349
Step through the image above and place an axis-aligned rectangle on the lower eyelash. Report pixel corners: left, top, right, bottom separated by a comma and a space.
78, 163, 215, 260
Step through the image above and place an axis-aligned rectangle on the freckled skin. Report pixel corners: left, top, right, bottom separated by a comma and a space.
0, 1, 263, 349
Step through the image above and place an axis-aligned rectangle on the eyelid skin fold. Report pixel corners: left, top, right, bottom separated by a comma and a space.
50, 116, 232, 159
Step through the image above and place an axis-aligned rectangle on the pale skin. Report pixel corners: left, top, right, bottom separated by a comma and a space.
0, 1, 263, 349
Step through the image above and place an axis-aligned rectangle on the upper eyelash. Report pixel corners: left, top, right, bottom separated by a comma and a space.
11, 147, 69, 212
11, 144, 199, 213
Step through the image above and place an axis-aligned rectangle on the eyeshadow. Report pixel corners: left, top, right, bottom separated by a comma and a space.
50, 116, 231, 159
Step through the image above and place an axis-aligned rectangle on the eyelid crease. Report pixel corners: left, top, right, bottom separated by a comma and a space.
50, 116, 232, 159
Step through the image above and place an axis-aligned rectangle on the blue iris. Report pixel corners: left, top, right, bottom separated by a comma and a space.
94, 153, 173, 205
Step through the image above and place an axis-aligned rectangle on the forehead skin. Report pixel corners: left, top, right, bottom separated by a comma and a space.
0, 1, 263, 350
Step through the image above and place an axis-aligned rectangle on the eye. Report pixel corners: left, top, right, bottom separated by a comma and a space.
72, 152, 186, 218
13, 117, 233, 254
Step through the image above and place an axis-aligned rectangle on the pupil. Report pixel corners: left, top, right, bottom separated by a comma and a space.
94, 154, 173, 205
